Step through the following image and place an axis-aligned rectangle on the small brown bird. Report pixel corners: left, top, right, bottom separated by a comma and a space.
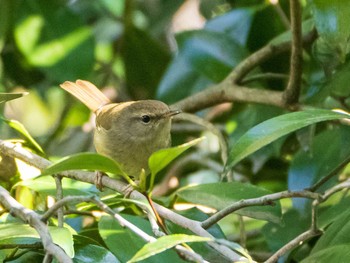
60, 80, 180, 181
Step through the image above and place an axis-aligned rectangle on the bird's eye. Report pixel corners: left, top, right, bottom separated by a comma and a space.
141, 115, 151, 124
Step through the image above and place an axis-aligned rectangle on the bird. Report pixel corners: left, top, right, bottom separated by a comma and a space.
60, 80, 180, 186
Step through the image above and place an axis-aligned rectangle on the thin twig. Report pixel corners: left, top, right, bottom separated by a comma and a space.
283, 0, 303, 106
42, 196, 95, 222
264, 229, 321, 263
308, 154, 350, 192
54, 175, 64, 228
175, 113, 228, 165
201, 190, 320, 229
272, 2, 290, 29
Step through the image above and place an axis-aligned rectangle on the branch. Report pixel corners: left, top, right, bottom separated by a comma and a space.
0, 140, 246, 262
308, 154, 350, 192
264, 229, 321, 263
172, 85, 284, 113
282, 0, 303, 106
0, 186, 72, 263
171, 29, 317, 113
201, 190, 320, 229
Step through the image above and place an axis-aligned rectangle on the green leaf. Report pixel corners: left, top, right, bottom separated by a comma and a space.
288, 127, 350, 213
99, 215, 185, 263
2, 118, 44, 154
310, 0, 350, 44
311, 209, 350, 253
225, 109, 350, 172
205, 7, 257, 46
74, 243, 120, 263
301, 244, 350, 263
148, 137, 204, 191
14, 0, 94, 81
327, 60, 350, 97
121, 24, 170, 98
262, 209, 309, 252
0, 223, 74, 257
176, 30, 248, 82
0, 92, 28, 104
14, 176, 94, 196
176, 182, 281, 223
156, 53, 213, 104
310, 0, 350, 69
128, 234, 211, 263
41, 152, 124, 176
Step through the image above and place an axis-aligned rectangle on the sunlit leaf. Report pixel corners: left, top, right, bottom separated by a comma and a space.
40, 153, 133, 184
128, 234, 211, 263
225, 109, 350, 172
14, 176, 94, 196
0, 223, 74, 257
2, 118, 44, 154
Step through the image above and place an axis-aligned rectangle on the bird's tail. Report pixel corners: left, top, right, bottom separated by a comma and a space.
60, 80, 110, 112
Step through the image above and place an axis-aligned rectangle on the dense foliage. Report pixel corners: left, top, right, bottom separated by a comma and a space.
1, 0, 350, 262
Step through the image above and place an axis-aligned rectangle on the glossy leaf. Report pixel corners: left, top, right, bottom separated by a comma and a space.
0, 92, 28, 104
205, 7, 257, 45
14, 176, 94, 196
164, 208, 230, 263
0, 223, 74, 257
2, 118, 44, 154
99, 215, 185, 263
225, 109, 350, 172
288, 127, 350, 212
129, 234, 211, 263
176, 182, 281, 223
156, 53, 213, 103
148, 137, 204, 190
310, 0, 350, 42
74, 243, 120, 263
310, 0, 350, 68
157, 29, 247, 103
301, 245, 350, 263
40, 152, 130, 181
176, 30, 247, 82
311, 209, 350, 253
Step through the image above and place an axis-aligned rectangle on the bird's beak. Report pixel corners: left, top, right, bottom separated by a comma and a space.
164, 109, 181, 118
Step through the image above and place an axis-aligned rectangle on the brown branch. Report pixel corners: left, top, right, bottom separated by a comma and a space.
172, 85, 285, 113
201, 190, 320, 229
282, 0, 303, 106
0, 140, 245, 262
0, 186, 72, 263
171, 29, 317, 113
264, 229, 321, 263
308, 154, 350, 192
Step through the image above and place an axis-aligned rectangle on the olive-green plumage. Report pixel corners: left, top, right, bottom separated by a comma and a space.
60, 80, 180, 178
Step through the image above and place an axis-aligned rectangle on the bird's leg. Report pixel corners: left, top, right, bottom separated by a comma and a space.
122, 180, 139, 197
94, 171, 108, 191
